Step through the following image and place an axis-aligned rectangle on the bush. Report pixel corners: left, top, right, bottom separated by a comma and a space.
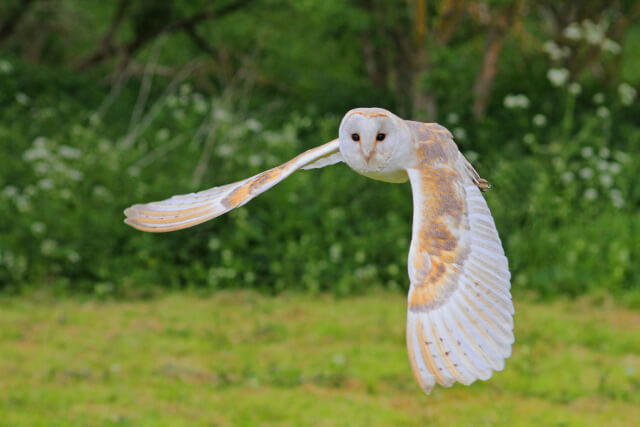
0, 53, 638, 300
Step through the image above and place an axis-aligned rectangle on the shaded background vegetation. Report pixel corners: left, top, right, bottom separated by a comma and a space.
1, 0, 639, 301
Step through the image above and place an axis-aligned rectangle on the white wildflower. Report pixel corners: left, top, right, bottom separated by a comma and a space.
245, 119, 262, 132
192, 94, 208, 114
561, 171, 574, 183
446, 112, 459, 124
592, 93, 605, 104
523, 133, 536, 145
15, 195, 31, 212
533, 114, 547, 127
453, 127, 467, 140
15, 92, 30, 106
30, 222, 46, 234
24, 185, 37, 196
180, 83, 192, 96
613, 151, 630, 163
248, 154, 262, 167
568, 82, 582, 96
597, 160, 609, 171
596, 106, 610, 118
208, 237, 221, 251
329, 243, 342, 262
0, 59, 13, 74
583, 188, 598, 200
89, 112, 101, 127
67, 169, 83, 181
563, 23, 582, 40
579, 167, 593, 179
67, 251, 80, 263
503, 94, 530, 109
608, 162, 621, 174
41, 239, 58, 256
602, 39, 621, 55
583, 20, 605, 45
217, 144, 234, 158
580, 147, 593, 158
213, 107, 231, 122
610, 189, 624, 208
600, 174, 613, 187
60, 188, 73, 200
2, 186, 18, 198
599, 147, 610, 158
92, 185, 111, 200
58, 145, 82, 159
547, 68, 569, 87
23, 146, 50, 162
543, 41, 570, 61
38, 179, 54, 190
618, 82, 637, 106
33, 137, 48, 149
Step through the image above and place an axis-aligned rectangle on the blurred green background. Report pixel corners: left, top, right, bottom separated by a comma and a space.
0, 0, 639, 425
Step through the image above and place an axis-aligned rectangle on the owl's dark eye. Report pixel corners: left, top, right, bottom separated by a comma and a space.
351, 133, 360, 141
376, 133, 386, 141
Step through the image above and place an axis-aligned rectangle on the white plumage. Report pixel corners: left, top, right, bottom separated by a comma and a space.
124, 107, 514, 394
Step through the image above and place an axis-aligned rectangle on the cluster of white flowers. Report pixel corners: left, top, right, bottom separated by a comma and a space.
569, 145, 628, 208
547, 68, 569, 87
532, 114, 547, 127
543, 41, 570, 61
503, 94, 530, 109
446, 112, 459, 125
0, 59, 12, 74
452, 127, 467, 140
563, 20, 620, 54
568, 82, 582, 96
610, 189, 624, 208
596, 106, 610, 119
592, 93, 605, 104
15, 92, 30, 106
617, 83, 637, 106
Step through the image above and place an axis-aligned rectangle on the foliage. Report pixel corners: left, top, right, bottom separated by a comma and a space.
0, 1, 639, 298
0, 291, 639, 425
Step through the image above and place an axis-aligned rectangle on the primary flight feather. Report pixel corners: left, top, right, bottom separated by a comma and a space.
124, 107, 514, 394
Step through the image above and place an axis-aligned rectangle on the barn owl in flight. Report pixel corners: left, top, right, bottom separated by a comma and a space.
124, 107, 514, 394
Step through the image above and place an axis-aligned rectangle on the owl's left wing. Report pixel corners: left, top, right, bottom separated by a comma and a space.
124, 139, 341, 232
404, 158, 514, 394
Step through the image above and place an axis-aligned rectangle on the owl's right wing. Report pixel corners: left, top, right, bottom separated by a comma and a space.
404, 160, 514, 394
124, 139, 342, 232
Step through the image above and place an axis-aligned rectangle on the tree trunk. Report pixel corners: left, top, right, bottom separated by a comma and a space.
0, 0, 37, 48
472, 27, 506, 120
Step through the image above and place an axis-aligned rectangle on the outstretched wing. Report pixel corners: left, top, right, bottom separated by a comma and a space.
124, 139, 341, 232
404, 124, 513, 394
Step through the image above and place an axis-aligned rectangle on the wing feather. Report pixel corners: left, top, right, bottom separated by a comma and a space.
404, 131, 514, 394
124, 139, 340, 232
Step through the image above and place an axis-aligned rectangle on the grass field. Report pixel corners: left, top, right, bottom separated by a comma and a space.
0, 291, 638, 426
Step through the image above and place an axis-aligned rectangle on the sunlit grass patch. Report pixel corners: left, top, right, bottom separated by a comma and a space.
0, 291, 638, 426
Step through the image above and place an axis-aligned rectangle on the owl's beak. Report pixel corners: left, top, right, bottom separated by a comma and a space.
360, 140, 376, 163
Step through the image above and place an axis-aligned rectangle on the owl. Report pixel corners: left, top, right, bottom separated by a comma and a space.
124, 107, 514, 394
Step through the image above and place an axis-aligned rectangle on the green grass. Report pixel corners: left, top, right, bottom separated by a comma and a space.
0, 291, 638, 426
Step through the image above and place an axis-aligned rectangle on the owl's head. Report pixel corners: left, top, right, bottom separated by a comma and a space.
338, 107, 413, 178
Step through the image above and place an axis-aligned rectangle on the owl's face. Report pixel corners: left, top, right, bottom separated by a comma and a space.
338, 107, 413, 182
